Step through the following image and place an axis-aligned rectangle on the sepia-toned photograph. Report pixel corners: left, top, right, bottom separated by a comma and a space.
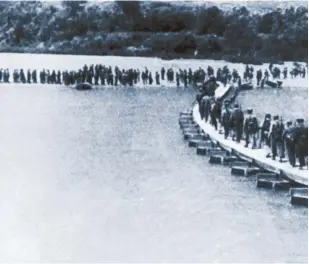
0, 0, 307, 262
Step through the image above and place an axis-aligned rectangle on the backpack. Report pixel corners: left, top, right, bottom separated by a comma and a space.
263, 119, 271, 131
272, 123, 284, 140
247, 117, 258, 133
222, 109, 231, 124
285, 129, 295, 145
233, 109, 243, 122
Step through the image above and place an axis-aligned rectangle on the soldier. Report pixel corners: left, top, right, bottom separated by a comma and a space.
183, 69, 188, 88
51, 70, 56, 84
188, 68, 193, 85
47, 70, 51, 84
294, 118, 308, 170
155, 71, 160, 85
20, 69, 26, 83
94, 68, 99, 85
231, 104, 244, 143
149, 73, 153, 85
256, 70, 262, 86
161, 67, 165, 80
264, 70, 269, 81
269, 115, 285, 162
196, 92, 203, 119
176, 72, 180, 87
207, 66, 214, 77
114, 71, 118, 86
283, 67, 288, 79
40, 70, 45, 84
269, 63, 273, 72
221, 101, 231, 139
32, 70, 37, 83
302, 67, 306, 78
5, 69, 10, 83
142, 71, 147, 85
259, 113, 271, 148
128, 70, 134, 86
201, 94, 211, 122
57, 70, 61, 84
283, 121, 296, 167
244, 109, 259, 149
210, 98, 221, 131
100, 71, 105, 86
13, 70, 18, 83
27, 70, 31, 83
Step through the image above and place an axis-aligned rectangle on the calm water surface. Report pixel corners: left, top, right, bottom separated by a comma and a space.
0, 86, 307, 262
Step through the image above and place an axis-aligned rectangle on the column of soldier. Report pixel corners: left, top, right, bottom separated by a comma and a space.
0, 65, 219, 87
0, 62, 306, 87
197, 67, 308, 170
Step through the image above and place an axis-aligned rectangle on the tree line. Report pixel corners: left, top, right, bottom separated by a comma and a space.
0, 1, 306, 62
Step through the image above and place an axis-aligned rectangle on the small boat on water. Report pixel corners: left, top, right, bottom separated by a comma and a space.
263, 79, 283, 88
75, 82, 93, 90
239, 82, 253, 91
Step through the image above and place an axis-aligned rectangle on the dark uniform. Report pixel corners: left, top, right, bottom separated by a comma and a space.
259, 114, 271, 148
155, 72, 160, 85
269, 115, 285, 162
294, 118, 308, 169
161, 67, 165, 80
27, 70, 31, 83
256, 70, 262, 86
231, 104, 244, 142
221, 102, 231, 139
283, 121, 296, 167
210, 99, 221, 131
244, 109, 259, 149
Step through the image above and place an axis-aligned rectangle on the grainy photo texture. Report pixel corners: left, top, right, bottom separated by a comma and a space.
0, 0, 307, 262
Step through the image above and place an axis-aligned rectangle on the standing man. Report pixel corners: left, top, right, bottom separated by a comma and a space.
221, 101, 231, 139
259, 113, 271, 148
231, 104, 244, 143
161, 67, 165, 80
283, 121, 296, 167
244, 109, 259, 149
211, 98, 222, 131
269, 115, 285, 162
294, 118, 308, 170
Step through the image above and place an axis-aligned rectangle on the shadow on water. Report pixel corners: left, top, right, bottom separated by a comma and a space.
0, 85, 307, 262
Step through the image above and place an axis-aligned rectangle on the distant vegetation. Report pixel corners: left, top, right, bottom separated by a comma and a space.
0, 1, 307, 64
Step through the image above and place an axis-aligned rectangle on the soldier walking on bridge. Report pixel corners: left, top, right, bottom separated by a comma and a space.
294, 118, 308, 170
269, 115, 285, 162
221, 101, 231, 139
283, 121, 296, 167
244, 109, 259, 149
231, 104, 244, 143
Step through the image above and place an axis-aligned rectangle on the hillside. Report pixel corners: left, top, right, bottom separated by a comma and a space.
0, 1, 307, 64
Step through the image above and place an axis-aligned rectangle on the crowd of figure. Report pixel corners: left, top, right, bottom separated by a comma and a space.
0, 62, 306, 88
0, 61, 307, 169
197, 77, 308, 170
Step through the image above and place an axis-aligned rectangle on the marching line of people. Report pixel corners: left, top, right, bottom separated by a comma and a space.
197, 79, 308, 170
0, 62, 306, 88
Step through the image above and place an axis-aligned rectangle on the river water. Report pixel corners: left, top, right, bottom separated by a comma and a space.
0, 85, 307, 262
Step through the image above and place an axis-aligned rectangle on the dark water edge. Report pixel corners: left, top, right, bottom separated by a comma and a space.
0, 85, 307, 262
